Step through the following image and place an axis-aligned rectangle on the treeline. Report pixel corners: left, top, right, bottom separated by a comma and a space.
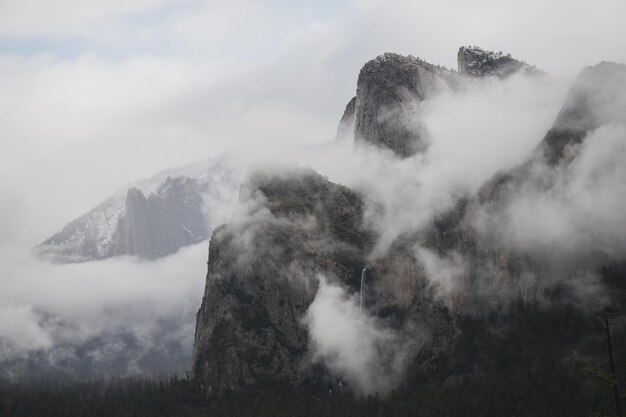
0, 358, 618, 417
0, 376, 200, 417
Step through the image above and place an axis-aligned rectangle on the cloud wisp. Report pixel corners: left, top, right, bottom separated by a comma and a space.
304, 275, 415, 396
0, 243, 207, 379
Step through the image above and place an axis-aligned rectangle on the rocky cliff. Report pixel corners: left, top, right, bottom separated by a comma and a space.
192, 167, 374, 395
193, 49, 626, 397
353, 53, 457, 157
420, 61, 626, 315
457, 45, 538, 77
539, 61, 626, 164
108, 176, 208, 259
479, 61, 626, 203
336, 96, 356, 140
349, 48, 535, 157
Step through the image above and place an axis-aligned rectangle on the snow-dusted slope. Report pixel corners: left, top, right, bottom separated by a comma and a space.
36, 156, 241, 263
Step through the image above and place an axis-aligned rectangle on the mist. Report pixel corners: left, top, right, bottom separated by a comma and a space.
304, 276, 416, 396
285, 72, 569, 256
0, 243, 206, 378
0, 61, 586, 383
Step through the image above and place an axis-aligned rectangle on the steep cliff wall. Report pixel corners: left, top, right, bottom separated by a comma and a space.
109, 176, 208, 259
192, 167, 374, 395
353, 53, 457, 157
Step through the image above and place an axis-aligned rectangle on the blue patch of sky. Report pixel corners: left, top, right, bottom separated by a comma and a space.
0, 0, 351, 61
0, 38, 88, 59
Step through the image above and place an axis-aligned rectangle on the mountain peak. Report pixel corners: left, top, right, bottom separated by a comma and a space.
354, 53, 456, 157
457, 45, 539, 77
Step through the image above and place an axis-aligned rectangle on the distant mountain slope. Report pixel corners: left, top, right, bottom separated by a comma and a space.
36, 156, 240, 263
106, 177, 208, 259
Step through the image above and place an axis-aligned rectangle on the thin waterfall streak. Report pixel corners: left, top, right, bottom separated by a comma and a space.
360, 268, 367, 313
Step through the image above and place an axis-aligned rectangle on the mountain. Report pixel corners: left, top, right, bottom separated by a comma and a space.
347, 48, 538, 157
479, 60, 626, 202
42, 47, 482, 261
457, 45, 539, 77
192, 47, 626, 397
107, 177, 207, 259
353, 53, 457, 157
36, 156, 240, 263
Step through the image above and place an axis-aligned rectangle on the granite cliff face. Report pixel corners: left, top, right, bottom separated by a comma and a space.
349, 48, 535, 157
353, 53, 457, 157
108, 177, 208, 259
193, 50, 626, 396
193, 168, 374, 395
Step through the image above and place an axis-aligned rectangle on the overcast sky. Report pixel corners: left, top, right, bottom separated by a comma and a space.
1, 0, 625, 246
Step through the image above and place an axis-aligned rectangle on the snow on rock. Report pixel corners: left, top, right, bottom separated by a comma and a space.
36, 156, 241, 263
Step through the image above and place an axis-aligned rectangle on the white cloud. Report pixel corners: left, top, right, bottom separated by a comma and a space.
304, 276, 414, 396
0, 304, 53, 361
0, 243, 207, 374
0, 0, 171, 38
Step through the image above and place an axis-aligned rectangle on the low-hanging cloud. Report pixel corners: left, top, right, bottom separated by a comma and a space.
282, 72, 568, 257
0, 242, 207, 379
0, 64, 602, 385
477, 124, 626, 268
410, 67, 626, 310
303, 275, 416, 396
